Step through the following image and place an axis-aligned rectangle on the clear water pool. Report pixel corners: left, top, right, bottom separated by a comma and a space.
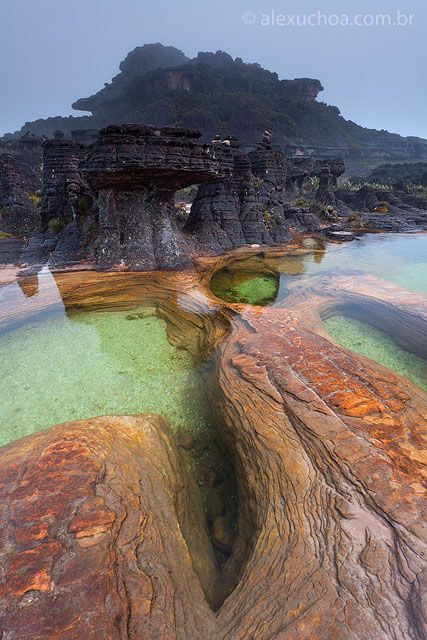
210, 234, 427, 306
0, 306, 210, 446
324, 315, 427, 391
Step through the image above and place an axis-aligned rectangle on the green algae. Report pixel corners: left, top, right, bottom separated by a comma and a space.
324, 316, 427, 392
210, 270, 279, 305
0, 308, 210, 446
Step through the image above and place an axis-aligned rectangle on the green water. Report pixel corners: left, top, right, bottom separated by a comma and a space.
210, 270, 279, 305
0, 308, 210, 446
210, 234, 427, 305
0, 233, 426, 447
324, 316, 427, 391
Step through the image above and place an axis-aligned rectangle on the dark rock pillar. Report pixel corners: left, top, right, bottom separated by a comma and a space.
185, 143, 248, 252
86, 124, 233, 270
315, 167, 337, 206
40, 140, 90, 228
0, 155, 41, 233
248, 145, 289, 243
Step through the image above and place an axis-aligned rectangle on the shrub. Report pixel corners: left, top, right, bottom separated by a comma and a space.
77, 195, 90, 216
338, 178, 392, 192
28, 191, 42, 206
305, 176, 320, 192
338, 178, 359, 191
347, 212, 367, 228
406, 182, 427, 197
253, 176, 263, 191
263, 208, 273, 230
48, 217, 67, 234
294, 197, 309, 207
373, 201, 390, 214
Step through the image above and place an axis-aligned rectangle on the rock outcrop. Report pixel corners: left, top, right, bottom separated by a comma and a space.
5, 43, 427, 164
368, 162, 427, 186
0, 155, 41, 234
84, 124, 233, 269
0, 257, 425, 639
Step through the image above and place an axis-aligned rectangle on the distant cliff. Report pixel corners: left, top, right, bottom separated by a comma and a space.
5, 43, 427, 162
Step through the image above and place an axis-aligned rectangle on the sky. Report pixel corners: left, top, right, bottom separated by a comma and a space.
0, 0, 425, 138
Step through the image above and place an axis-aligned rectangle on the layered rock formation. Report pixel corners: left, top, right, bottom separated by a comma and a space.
368, 162, 427, 186
85, 124, 233, 269
185, 142, 345, 252
0, 252, 425, 639
0, 155, 41, 233
5, 43, 427, 163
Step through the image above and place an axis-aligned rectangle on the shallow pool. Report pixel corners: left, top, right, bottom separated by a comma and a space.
0, 306, 210, 446
324, 315, 427, 391
210, 233, 427, 305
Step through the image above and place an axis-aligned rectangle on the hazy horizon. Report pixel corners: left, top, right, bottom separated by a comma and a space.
0, 0, 425, 139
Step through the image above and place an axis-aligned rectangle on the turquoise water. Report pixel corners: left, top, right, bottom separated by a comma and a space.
210, 234, 427, 306
301, 233, 427, 293
324, 316, 427, 391
0, 307, 210, 446
209, 233, 426, 392
0, 233, 426, 447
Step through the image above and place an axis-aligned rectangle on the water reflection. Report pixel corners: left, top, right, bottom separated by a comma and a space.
210, 233, 427, 306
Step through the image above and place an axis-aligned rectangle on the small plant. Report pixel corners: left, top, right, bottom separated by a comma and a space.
263, 208, 273, 230
28, 191, 42, 206
306, 176, 320, 192
294, 197, 309, 207
373, 201, 390, 214
367, 182, 392, 192
320, 205, 339, 222
406, 182, 427, 197
253, 176, 263, 192
77, 195, 90, 216
48, 217, 67, 234
338, 178, 392, 192
338, 178, 359, 191
347, 212, 367, 228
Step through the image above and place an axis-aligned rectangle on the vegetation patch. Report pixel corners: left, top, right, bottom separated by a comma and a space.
347, 212, 367, 228
294, 197, 309, 207
373, 201, 390, 214
263, 208, 273, 230
28, 191, 42, 206
48, 217, 67, 234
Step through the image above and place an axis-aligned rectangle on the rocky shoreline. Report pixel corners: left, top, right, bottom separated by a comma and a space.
0, 250, 425, 639
1, 125, 426, 274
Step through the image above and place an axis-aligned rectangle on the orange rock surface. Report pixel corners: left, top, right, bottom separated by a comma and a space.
0, 245, 425, 639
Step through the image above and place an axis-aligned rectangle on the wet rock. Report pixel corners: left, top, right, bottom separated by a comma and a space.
206, 489, 224, 520
211, 515, 234, 554
177, 429, 195, 450
0, 266, 425, 638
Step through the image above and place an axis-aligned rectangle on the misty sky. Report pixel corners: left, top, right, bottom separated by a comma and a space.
0, 0, 425, 138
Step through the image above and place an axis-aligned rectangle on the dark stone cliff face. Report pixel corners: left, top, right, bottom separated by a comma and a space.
0, 155, 41, 234
1, 124, 426, 272
5, 43, 427, 162
35, 124, 236, 270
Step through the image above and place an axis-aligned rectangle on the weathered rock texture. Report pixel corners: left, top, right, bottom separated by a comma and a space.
0, 251, 425, 639
7, 43, 427, 165
2, 122, 426, 270
85, 124, 233, 269
185, 144, 344, 251
0, 155, 41, 233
